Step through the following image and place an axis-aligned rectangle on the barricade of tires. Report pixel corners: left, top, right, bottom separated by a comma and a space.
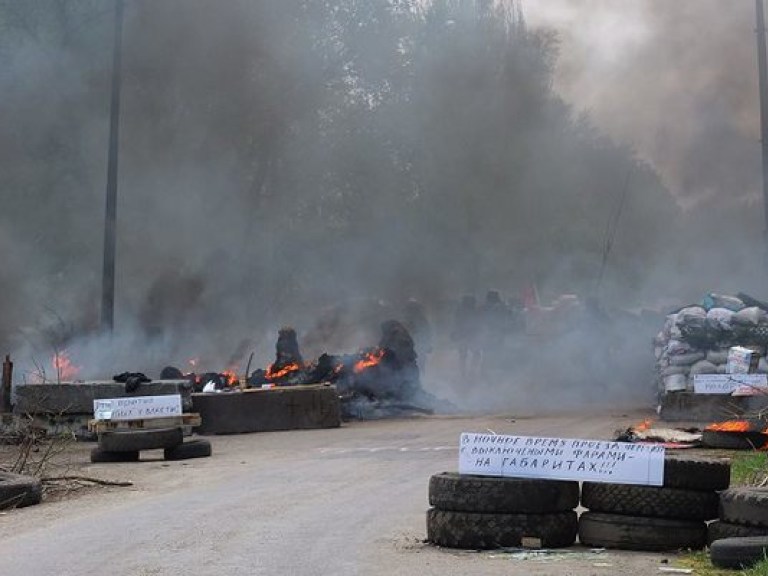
426, 456, 731, 552
579, 456, 729, 552
426, 472, 579, 549
91, 427, 212, 463
708, 487, 768, 568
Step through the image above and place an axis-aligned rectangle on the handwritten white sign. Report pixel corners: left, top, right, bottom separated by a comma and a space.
93, 395, 182, 421
459, 433, 665, 486
693, 374, 768, 395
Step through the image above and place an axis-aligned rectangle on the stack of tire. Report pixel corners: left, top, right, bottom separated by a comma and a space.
709, 487, 768, 569
579, 455, 730, 552
91, 427, 212, 463
426, 473, 579, 549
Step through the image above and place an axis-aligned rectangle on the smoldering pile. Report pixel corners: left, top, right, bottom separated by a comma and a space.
163, 322, 448, 419
654, 293, 768, 394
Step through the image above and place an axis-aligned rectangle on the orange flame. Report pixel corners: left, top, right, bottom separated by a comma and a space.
635, 419, 653, 432
222, 370, 238, 386
266, 362, 301, 380
52, 350, 79, 382
706, 420, 753, 433
354, 349, 385, 374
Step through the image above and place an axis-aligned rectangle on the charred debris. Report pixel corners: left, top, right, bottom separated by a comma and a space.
162, 322, 447, 420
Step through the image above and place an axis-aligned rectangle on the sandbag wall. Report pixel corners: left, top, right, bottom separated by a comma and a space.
654, 295, 768, 394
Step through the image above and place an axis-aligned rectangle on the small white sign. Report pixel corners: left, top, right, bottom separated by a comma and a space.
693, 374, 768, 395
459, 433, 665, 486
93, 395, 182, 421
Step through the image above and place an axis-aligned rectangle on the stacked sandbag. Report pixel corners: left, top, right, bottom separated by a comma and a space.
653, 294, 768, 394
426, 473, 579, 549
578, 455, 730, 551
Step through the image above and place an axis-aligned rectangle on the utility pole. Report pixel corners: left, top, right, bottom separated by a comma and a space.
101, 0, 124, 333
756, 0, 768, 256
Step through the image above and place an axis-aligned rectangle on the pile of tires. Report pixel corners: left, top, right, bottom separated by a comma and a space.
426, 472, 579, 549
91, 427, 212, 462
708, 487, 768, 568
579, 455, 730, 552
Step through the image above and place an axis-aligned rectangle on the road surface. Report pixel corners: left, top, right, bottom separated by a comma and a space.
0, 411, 679, 575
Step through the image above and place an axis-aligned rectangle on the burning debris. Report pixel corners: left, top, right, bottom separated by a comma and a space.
163, 320, 447, 419
615, 419, 702, 447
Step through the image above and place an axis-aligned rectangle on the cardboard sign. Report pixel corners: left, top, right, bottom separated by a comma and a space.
93, 395, 182, 421
693, 374, 768, 395
459, 433, 664, 486
727, 346, 759, 374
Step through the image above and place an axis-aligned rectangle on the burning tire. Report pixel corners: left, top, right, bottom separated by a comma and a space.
578, 512, 707, 552
701, 430, 767, 450
664, 455, 730, 491
98, 427, 183, 453
708, 520, 768, 545
90, 448, 140, 463
428, 473, 578, 514
720, 488, 768, 528
0, 471, 42, 510
426, 509, 577, 549
710, 536, 768, 569
580, 482, 719, 521
163, 439, 212, 461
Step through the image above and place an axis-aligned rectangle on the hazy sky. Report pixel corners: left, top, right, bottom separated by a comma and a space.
525, 0, 760, 208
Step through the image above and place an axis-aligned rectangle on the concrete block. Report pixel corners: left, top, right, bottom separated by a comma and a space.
13, 380, 193, 415
659, 392, 763, 423
192, 384, 341, 435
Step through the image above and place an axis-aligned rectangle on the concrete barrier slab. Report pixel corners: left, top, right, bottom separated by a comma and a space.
192, 384, 341, 434
13, 381, 193, 415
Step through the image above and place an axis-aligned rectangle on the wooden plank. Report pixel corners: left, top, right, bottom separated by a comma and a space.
88, 413, 201, 433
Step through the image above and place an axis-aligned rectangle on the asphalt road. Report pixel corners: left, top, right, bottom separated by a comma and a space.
0, 411, 676, 576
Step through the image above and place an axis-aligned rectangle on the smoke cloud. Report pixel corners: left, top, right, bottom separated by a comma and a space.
0, 1, 764, 413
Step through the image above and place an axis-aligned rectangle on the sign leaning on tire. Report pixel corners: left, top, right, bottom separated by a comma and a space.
426, 433, 731, 552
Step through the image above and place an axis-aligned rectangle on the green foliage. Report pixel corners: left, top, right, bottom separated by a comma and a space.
730, 452, 768, 487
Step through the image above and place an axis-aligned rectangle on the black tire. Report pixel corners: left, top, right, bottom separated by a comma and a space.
664, 455, 730, 491
720, 487, 768, 528
90, 448, 140, 463
708, 521, 768, 545
428, 473, 578, 513
702, 430, 767, 450
163, 439, 212, 461
98, 427, 183, 453
578, 512, 707, 552
426, 509, 577, 550
0, 471, 42, 510
581, 482, 719, 521
711, 537, 768, 569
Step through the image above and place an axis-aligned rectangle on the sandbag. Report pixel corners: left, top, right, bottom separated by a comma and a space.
676, 307, 707, 330
668, 352, 706, 366
716, 364, 728, 374
690, 360, 717, 375
661, 365, 690, 377
665, 339, 695, 356
707, 350, 730, 365
702, 294, 745, 312
707, 308, 735, 331
733, 307, 768, 327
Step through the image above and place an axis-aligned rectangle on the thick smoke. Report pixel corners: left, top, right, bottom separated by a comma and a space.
0, 1, 763, 412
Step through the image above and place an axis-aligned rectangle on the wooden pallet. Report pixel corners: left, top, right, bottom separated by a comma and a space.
88, 413, 201, 433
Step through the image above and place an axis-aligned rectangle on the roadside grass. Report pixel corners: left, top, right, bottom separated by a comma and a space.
678, 550, 768, 575
730, 451, 768, 487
